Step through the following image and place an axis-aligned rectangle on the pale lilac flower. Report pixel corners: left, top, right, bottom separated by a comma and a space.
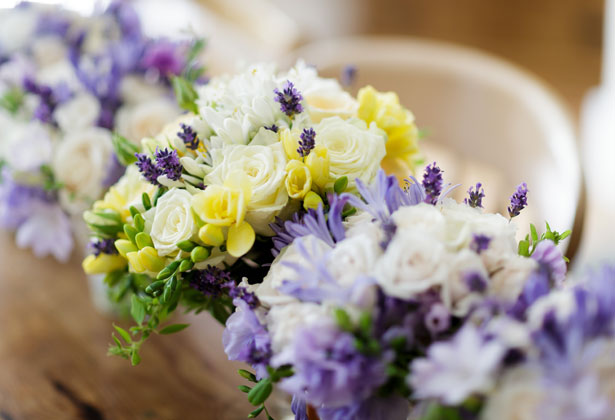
409, 325, 506, 404
531, 240, 566, 285
15, 201, 73, 262
141, 40, 186, 77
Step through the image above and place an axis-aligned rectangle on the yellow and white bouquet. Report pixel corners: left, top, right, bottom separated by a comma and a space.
82, 61, 421, 362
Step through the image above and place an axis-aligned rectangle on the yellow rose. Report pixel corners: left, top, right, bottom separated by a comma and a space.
305, 144, 330, 189
82, 253, 127, 275
94, 166, 155, 221
357, 85, 420, 175
285, 160, 312, 199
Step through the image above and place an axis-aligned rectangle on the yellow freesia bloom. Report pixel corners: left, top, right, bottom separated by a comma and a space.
279, 127, 302, 160
82, 253, 127, 275
94, 166, 155, 221
285, 160, 312, 199
126, 246, 165, 273
357, 85, 420, 176
305, 145, 330, 188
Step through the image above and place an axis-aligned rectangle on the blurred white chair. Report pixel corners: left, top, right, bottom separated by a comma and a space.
287, 37, 585, 259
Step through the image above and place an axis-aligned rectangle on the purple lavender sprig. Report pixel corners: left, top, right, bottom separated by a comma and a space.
189, 266, 258, 308
90, 238, 118, 257
464, 182, 485, 208
297, 128, 316, 157
422, 162, 443, 205
135, 153, 161, 185
154, 148, 182, 181
274, 80, 303, 117
508, 182, 528, 219
177, 123, 199, 150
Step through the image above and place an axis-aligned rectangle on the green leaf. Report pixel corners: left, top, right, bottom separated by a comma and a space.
247, 379, 273, 406
559, 230, 571, 241
238, 385, 252, 393
358, 312, 372, 334
420, 403, 462, 420
248, 406, 264, 418
171, 76, 199, 114
141, 192, 152, 210
238, 369, 258, 383
530, 224, 538, 243
159, 323, 190, 335
131, 350, 141, 366
113, 325, 132, 343
334, 308, 353, 331
333, 176, 348, 194
112, 133, 139, 166
518, 239, 530, 256
0, 87, 24, 114
130, 295, 146, 324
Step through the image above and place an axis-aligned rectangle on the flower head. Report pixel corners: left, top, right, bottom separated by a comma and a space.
274, 80, 303, 117
177, 123, 200, 150
154, 148, 182, 181
531, 240, 567, 285
90, 238, 118, 257
141, 40, 185, 77
508, 182, 528, 218
422, 162, 443, 205
297, 127, 316, 157
135, 153, 161, 185
464, 182, 485, 208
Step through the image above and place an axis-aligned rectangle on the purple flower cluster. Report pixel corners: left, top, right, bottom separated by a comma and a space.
274, 80, 303, 117
23, 77, 61, 124
422, 162, 443, 205
189, 266, 257, 308
297, 128, 316, 157
470, 233, 491, 254
135, 148, 183, 185
141, 39, 186, 78
508, 182, 528, 218
464, 182, 485, 208
90, 238, 118, 257
177, 123, 200, 150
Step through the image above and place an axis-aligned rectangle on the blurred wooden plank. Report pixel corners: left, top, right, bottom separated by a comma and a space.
0, 232, 252, 420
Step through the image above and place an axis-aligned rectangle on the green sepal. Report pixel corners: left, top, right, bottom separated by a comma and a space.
156, 260, 181, 280
145, 280, 165, 295
135, 232, 153, 249
333, 176, 348, 194
123, 225, 138, 244
179, 258, 194, 272
141, 192, 152, 210
190, 246, 210, 263
177, 239, 197, 252
133, 214, 145, 232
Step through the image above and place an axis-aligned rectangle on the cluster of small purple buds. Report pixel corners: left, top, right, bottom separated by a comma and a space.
274, 80, 303, 117
177, 123, 199, 150
90, 238, 118, 257
135, 148, 183, 185
297, 128, 316, 157
422, 162, 443, 205
508, 182, 528, 218
464, 182, 485, 208
190, 266, 258, 309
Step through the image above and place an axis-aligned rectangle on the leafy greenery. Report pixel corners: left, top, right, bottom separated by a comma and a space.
171, 75, 199, 114
111, 133, 139, 166
0, 87, 24, 114
518, 221, 571, 262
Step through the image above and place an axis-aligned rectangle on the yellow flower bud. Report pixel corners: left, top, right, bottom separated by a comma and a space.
82, 253, 127, 275
357, 85, 420, 175
126, 247, 165, 273
280, 127, 302, 160
227, 220, 255, 258
305, 145, 330, 188
198, 224, 225, 247
285, 160, 312, 199
114, 239, 137, 258
191, 172, 252, 227
303, 191, 324, 210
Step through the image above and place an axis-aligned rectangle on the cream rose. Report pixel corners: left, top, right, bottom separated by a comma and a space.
4, 121, 52, 172
314, 117, 386, 190
144, 188, 196, 257
206, 142, 288, 234
53, 127, 113, 212
54, 92, 100, 132
32, 36, 68, 67
304, 83, 357, 123
489, 255, 538, 302
116, 97, 180, 145
119, 75, 169, 104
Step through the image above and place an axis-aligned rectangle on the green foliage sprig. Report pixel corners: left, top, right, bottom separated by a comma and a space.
518, 221, 571, 262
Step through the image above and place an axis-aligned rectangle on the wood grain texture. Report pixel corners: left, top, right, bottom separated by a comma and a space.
0, 232, 253, 420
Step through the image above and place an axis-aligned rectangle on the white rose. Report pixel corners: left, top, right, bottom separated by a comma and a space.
144, 188, 196, 257
315, 117, 386, 190
206, 142, 288, 234
32, 36, 68, 67
480, 367, 545, 420
54, 92, 101, 132
36, 60, 81, 92
489, 255, 538, 302
441, 249, 489, 315
327, 233, 381, 288
392, 203, 446, 239
53, 127, 112, 212
344, 210, 383, 242
119, 75, 169, 104
116, 97, 180, 145
3, 121, 53, 172
256, 235, 332, 307
374, 229, 451, 299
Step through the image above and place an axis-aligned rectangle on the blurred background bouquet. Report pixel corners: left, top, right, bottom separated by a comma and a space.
0, 1, 204, 261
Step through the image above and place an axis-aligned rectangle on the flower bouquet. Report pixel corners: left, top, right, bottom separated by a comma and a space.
0, 1, 204, 261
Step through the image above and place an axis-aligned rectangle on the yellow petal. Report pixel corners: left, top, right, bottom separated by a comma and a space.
82, 254, 127, 275
126, 251, 146, 273
198, 224, 225, 247
139, 246, 166, 272
226, 221, 255, 258
115, 239, 137, 258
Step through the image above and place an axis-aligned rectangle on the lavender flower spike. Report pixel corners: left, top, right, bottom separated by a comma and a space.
154, 148, 183, 181
297, 128, 316, 157
422, 162, 443, 205
274, 80, 303, 117
464, 182, 485, 208
135, 153, 161, 185
178, 123, 199, 150
90, 238, 118, 256
508, 182, 528, 218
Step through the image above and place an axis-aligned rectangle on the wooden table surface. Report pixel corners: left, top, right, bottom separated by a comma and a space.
0, 232, 254, 420
0, 1, 604, 419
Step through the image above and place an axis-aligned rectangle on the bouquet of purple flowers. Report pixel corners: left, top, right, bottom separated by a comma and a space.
0, 1, 203, 261
220, 165, 613, 419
